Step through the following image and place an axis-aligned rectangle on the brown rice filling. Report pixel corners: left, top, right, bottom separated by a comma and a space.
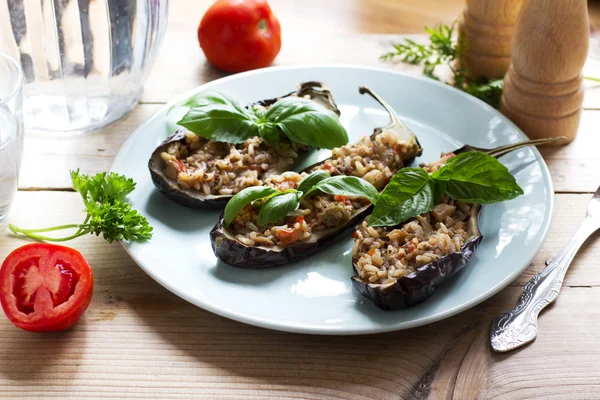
229, 130, 421, 247
160, 131, 310, 196
352, 197, 471, 285
353, 151, 473, 286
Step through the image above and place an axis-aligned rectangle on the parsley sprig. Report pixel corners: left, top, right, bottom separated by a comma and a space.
9, 170, 153, 243
381, 23, 504, 108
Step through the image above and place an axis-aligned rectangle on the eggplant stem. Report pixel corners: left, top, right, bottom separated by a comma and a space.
359, 86, 405, 130
485, 137, 567, 158
298, 82, 340, 116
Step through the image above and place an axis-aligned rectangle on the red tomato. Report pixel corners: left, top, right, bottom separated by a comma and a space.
276, 227, 301, 245
198, 0, 282, 73
175, 160, 187, 173
0, 243, 94, 332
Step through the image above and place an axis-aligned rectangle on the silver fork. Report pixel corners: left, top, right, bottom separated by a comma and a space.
490, 184, 600, 352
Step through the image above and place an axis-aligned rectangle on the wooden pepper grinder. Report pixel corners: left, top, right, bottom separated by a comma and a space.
459, 0, 525, 79
500, 0, 589, 143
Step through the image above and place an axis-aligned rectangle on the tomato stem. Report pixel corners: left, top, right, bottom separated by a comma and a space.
257, 18, 268, 32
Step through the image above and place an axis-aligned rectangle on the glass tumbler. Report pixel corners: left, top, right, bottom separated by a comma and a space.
0, 52, 24, 225
0, 0, 168, 134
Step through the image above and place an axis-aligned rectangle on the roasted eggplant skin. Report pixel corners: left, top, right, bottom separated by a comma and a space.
148, 82, 341, 209
352, 235, 482, 310
210, 87, 423, 269
210, 206, 372, 268
210, 131, 421, 268
254, 81, 341, 117
149, 128, 232, 210
350, 138, 563, 310
351, 203, 483, 310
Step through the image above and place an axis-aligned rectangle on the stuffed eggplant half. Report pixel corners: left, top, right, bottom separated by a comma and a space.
149, 82, 343, 209
210, 87, 423, 268
351, 137, 564, 310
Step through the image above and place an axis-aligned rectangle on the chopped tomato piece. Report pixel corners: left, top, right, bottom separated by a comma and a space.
334, 195, 348, 203
0, 244, 94, 332
367, 247, 376, 256
323, 161, 336, 172
276, 227, 302, 245
248, 163, 264, 171
406, 243, 416, 253
295, 216, 305, 224
277, 179, 297, 191
175, 160, 186, 173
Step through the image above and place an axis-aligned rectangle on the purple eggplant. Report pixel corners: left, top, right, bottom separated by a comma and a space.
148, 82, 341, 209
210, 87, 423, 268
351, 137, 565, 310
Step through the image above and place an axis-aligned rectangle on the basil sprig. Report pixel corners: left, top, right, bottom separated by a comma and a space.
431, 151, 524, 203
223, 171, 379, 227
369, 168, 436, 227
223, 186, 280, 228
258, 192, 301, 227
224, 152, 524, 230
369, 152, 524, 227
177, 93, 348, 149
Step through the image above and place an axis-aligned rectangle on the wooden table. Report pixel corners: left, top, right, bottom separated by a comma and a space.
3, 1, 600, 398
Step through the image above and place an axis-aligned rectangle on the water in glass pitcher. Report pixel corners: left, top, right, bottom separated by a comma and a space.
0, 0, 168, 134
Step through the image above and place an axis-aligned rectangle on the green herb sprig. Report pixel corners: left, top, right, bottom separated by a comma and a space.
225, 152, 524, 230
9, 170, 153, 243
224, 171, 379, 227
381, 23, 504, 108
369, 152, 524, 227
177, 93, 349, 149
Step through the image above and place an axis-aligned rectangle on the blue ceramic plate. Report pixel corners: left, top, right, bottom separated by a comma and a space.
111, 66, 553, 334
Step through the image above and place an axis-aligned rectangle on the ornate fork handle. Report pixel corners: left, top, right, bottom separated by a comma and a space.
490, 217, 600, 352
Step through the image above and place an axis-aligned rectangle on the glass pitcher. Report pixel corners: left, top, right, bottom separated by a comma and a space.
0, 0, 168, 134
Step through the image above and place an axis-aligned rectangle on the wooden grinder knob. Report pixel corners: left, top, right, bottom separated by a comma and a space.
459, 0, 525, 79
500, 0, 589, 143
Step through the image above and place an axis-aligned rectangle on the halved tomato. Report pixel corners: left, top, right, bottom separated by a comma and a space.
0, 243, 94, 332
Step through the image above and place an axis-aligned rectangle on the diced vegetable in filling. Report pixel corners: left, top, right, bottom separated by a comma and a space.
161, 131, 309, 196
229, 130, 421, 247
352, 196, 471, 285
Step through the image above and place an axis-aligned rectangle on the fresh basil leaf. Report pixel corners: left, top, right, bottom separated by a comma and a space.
303, 176, 379, 204
181, 93, 213, 108
177, 92, 259, 144
432, 152, 524, 203
257, 122, 279, 148
265, 97, 348, 149
433, 179, 446, 204
369, 168, 435, 227
258, 192, 300, 227
224, 186, 280, 227
371, 180, 435, 227
297, 171, 331, 194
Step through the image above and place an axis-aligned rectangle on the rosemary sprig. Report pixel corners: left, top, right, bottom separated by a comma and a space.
381, 22, 504, 108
